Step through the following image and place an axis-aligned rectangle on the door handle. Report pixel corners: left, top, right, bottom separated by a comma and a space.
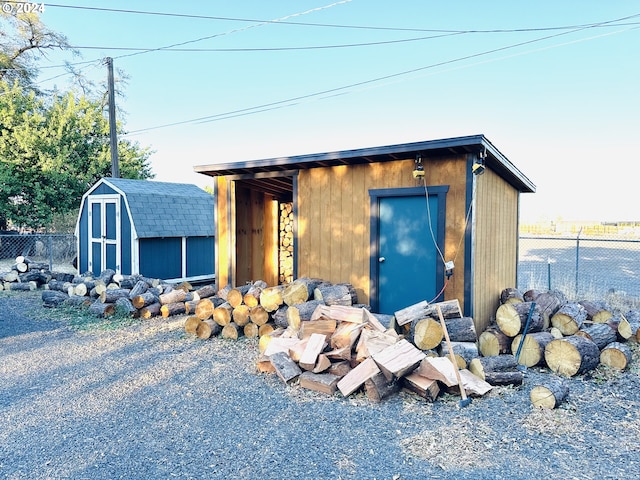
379, 257, 385, 263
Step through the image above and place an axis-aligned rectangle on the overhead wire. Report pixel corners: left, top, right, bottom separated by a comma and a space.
123, 14, 640, 135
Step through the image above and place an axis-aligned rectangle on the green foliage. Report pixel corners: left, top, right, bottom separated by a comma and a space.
0, 80, 154, 230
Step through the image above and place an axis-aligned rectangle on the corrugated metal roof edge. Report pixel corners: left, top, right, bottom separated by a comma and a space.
194, 134, 535, 193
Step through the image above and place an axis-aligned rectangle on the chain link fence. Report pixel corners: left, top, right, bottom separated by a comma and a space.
518, 234, 640, 303
0, 233, 77, 274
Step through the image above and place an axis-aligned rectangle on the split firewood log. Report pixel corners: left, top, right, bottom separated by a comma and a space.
298, 318, 337, 341
496, 301, 544, 337
530, 378, 569, 409
270, 351, 302, 384
402, 373, 440, 402
510, 331, 555, 367
299, 371, 340, 395
578, 300, 613, 324
337, 357, 380, 397
575, 323, 617, 349
478, 325, 512, 356
500, 287, 524, 304
365, 372, 400, 403
372, 339, 426, 381
599, 342, 633, 370
551, 302, 588, 336
298, 333, 328, 371
544, 335, 600, 377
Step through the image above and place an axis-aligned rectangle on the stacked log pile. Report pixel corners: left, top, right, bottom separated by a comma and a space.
477, 287, 638, 408
1, 255, 59, 291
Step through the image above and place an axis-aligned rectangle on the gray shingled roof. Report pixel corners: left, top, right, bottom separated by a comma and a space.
101, 178, 214, 238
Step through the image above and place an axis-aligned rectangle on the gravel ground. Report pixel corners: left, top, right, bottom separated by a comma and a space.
1, 291, 640, 480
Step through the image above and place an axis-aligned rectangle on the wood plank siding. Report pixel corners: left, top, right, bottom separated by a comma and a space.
297, 155, 468, 307
472, 168, 519, 332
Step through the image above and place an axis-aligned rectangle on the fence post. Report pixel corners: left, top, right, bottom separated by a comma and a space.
575, 228, 582, 298
49, 234, 54, 271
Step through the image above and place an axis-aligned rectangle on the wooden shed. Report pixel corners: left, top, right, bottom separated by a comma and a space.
75, 178, 215, 283
195, 134, 535, 332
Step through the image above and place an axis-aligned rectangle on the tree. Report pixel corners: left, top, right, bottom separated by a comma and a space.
0, 10, 154, 231
0, 80, 154, 230
0, 10, 72, 87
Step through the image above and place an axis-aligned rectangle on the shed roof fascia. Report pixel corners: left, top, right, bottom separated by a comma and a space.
194, 134, 535, 193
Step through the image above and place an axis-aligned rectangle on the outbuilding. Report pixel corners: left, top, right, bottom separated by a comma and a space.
194, 134, 535, 332
75, 178, 215, 283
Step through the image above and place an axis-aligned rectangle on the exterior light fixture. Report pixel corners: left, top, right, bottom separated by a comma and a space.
472, 148, 486, 176
413, 153, 425, 179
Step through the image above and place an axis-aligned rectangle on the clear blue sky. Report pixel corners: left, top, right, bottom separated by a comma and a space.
32, 1, 640, 222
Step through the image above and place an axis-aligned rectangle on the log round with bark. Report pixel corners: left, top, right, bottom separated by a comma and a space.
617, 312, 640, 341
89, 301, 115, 318
232, 304, 251, 327
161, 302, 186, 318
260, 285, 285, 312
530, 378, 569, 409
195, 298, 216, 320
495, 301, 544, 337
439, 341, 478, 369
535, 290, 568, 328
469, 354, 518, 380
575, 323, 617, 350
313, 284, 354, 306
544, 335, 600, 377
483, 370, 524, 386
551, 302, 588, 336
131, 291, 159, 309
243, 322, 260, 338
140, 302, 161, 319
409, 317, 443, 351
444, 316, 477, 343
159, 289, 187, 305
42, 290, 69, 308
196, 319, 221, 339
249, 305, 269, 326
184, 316, 201, 335
100, 288, 131, 304
243, 280, 267, 307
578, 300, 613, 324
221, 322, 243, 340
194, 284, 217, 300
500, 287, 524, 304
511, 331, 555, 367
478, 325, 512, 357
213, 302, 233, 326
599, 342, 633, 370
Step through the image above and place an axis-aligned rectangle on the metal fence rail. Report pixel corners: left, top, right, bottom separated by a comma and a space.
518, 234, 640, 301
0, 233, 76, 274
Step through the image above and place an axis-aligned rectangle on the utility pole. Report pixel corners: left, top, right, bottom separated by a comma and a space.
106, 57, 119, 178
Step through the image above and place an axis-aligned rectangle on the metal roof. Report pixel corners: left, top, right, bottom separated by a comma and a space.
96, 178, 215, 238
194, 134, 536, 194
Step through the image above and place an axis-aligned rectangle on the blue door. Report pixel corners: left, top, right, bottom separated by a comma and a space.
371, 187, 447, 315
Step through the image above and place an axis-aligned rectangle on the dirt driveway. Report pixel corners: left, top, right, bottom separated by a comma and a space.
1, 291, 639, 479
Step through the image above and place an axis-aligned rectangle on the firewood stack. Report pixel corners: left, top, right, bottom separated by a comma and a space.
1, 255, 56, 291
477, 287, 639, 408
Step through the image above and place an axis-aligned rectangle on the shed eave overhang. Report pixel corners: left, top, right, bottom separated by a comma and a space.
195, 134, 535, 193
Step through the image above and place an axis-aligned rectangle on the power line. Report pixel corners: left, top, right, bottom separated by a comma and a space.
43, 2, 640, 35
124, 19, 639, 135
